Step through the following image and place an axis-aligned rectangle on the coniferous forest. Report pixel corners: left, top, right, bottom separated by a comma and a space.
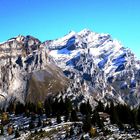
1, 96, 140, 132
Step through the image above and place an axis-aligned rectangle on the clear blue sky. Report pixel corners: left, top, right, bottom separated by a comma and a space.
0, 0, 140, 58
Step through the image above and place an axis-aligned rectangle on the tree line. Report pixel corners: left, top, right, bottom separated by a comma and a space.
1, 97, 140, 135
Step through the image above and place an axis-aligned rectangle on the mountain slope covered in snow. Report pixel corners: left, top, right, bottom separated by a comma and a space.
0, 29, 140, 108
45, 29, 140, 107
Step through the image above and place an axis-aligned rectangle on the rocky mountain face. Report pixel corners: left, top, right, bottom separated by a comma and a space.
45, 29, 140, 107
0, 29, 140, 108
0, 35, 68, 108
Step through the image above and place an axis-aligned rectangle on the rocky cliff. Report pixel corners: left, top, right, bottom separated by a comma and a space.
0, 35, 68, 107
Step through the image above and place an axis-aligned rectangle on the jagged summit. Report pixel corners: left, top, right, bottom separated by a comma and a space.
78, 28, 92, 35
46, 29, 140, 107
0, 29, 140, 108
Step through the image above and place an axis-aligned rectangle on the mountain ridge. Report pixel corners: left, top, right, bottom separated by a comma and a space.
0, 29, 140, 108
45, 29, 140, 107
0, 35, 68, 108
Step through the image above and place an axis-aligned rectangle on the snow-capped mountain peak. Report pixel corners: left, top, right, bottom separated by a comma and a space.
46, 29, 140, 107
78, 28, 92, 35
0, 29, 140, 108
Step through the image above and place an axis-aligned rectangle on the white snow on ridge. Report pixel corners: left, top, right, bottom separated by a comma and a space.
28, 29, 140, 107
48, 29, 130, 74
49, 31, 76, 47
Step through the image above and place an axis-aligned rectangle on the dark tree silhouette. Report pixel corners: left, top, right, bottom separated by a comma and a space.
70, 109, 78, 122
57, 114, 61, 124
82, 114, 92, 133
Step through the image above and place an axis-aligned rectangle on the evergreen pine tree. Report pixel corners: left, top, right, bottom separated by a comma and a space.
96, 101, 104, 112
130, 109, 138, 130
15, 130, 20, 138
7, 102, 15, 113
82, 114, 92, 133
65, 97, 72, 114
52, 98, 59, 116
137, 105, 140, 125
59, 96, 65, 115
37, 117, 42, 127
36, 101, 43, 115
110, 105, 119, 124
80, 103, 88, 115
69, 127, 74, 136
26, 102, 36, 113
92, 111, 104, 129
64, 112, 69, 122
104, 104, 110, 114
15, 102, 25, 115
70, 109, 78, 122
80, 135, 85, 140
87, 100, 92, 114
29, 120, 35, 130
0, 125, 4, 135
34, 129, 38, 134
44, 98, 52, 117
57, 114, 61, 124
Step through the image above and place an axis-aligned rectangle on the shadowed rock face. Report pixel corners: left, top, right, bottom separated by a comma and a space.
0, 35, 68, 107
